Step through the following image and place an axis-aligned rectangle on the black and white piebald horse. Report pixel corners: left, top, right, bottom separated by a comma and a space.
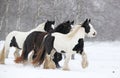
6, 20, 55, 58
15, 21, 74, 68
33, 19, 97, 70
0, 20, 55, 64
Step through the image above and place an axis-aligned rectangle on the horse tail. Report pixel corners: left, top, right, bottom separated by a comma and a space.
0, 45, 5, 64
32, 40, 46, 66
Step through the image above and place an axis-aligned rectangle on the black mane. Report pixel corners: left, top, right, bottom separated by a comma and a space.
53, 20, 74, 34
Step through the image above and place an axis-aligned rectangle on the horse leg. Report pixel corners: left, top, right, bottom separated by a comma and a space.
14, 48, 20, 59
71, 54, 75, 60
32, 51, 36, 60
15, 49, 31, 63
50, 49, 56, 59
5, 47, 9, 58
44, 54, 56, 69
5, 39, 12, 58
28, 50, 34, 63
53, 52, 62, 68
50, 49, 62, 68
81, 51, 88, 68
63, 54, 66, 59
63, 53, 71, 70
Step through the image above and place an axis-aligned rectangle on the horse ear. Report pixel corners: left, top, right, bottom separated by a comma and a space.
85, 18, 88, 22
71, 20, 74, 25
47, 20, 49, 22
66, 20, 70, 23
88, 19, 91, 22
82, 19, 88, 27
84, 19, 88, 23
53, 21, 55, 24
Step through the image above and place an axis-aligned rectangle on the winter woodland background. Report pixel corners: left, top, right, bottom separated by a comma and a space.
0, 0, 120, 41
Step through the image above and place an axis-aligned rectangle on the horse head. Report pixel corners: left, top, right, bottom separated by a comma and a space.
44, 20, 55, 32
81, 19, 97, 37
54, 20, 74, 34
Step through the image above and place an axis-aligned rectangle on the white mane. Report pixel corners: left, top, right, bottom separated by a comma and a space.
30, 22, 46, 32
67, 24, 85, 39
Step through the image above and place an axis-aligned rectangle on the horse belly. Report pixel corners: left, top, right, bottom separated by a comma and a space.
53, 37, 71, 53
52, 33, 76, 54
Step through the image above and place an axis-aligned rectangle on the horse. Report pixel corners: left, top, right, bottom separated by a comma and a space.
0, 20, 55, 64
32, 19, 97, 70
14, 21, 74, 68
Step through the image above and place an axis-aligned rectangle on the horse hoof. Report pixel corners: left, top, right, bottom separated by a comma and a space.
0, 62, 5, 64
56, 65, 61, 68
23, 61, 29, 65
63, 67, 70, 71
82, 61, 88, 68
5, 56, 8, 58
14, 52, 20, 59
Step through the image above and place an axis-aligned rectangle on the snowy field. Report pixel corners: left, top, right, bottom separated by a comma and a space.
0, 41, 120, 78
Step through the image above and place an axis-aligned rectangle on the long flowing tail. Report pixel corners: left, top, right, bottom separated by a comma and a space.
32, 41, 46, 66
0, 45, 5, 64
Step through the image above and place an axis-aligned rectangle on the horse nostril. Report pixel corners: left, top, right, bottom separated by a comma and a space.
93, 32, 96, 35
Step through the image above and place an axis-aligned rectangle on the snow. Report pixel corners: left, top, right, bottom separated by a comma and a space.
0, 41, 120, 78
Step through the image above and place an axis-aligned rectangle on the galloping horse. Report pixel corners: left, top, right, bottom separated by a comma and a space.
32, 19, 97, 70
15, 21, 74, 68
0, 20, 55, 64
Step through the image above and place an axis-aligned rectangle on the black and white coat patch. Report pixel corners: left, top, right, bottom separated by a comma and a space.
10, 36, 21, 49
72, 38, 84, 54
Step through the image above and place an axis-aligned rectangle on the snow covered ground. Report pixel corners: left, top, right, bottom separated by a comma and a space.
0, 41, 120, 78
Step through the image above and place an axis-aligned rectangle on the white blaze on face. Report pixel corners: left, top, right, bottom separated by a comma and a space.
51, 24, 55, 29
71, 25, 74, 28
87, 23, 97, 37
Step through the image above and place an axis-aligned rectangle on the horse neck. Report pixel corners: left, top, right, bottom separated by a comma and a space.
30, 22, 46, 32
67, 25, 85, 40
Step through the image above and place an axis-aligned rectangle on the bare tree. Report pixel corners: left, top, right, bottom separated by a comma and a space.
0, 0, 120, 41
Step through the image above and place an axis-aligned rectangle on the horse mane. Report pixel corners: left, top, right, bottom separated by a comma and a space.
67, 24, 82, 38
53, 21, 72, 34
31, 22, 46, 32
